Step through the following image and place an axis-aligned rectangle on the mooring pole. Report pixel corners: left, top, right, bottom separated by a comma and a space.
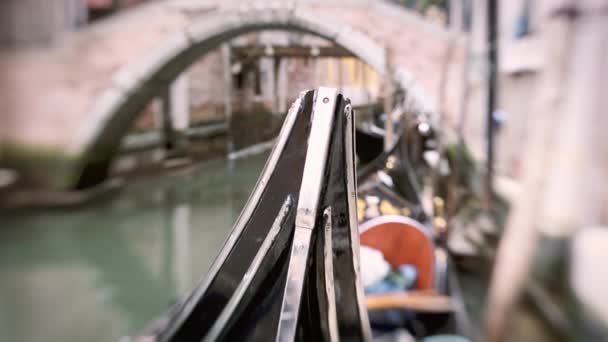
383, 48, 394, 152
486, 0, 499, 208
221, 44, 234, 154
160, 85, 176, 151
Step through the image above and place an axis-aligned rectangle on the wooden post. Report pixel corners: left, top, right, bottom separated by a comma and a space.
313, 56, 320, 86
171, 73, 190, 151
337, 58, 344, 93
273, 56, 281, 113
483, 0, 593, 340
221, 44, 234, 153
457, 0, 473, 142
160, 86, 176, 151
383, 48, 394, 151
485, 0, 498, 208
278, 59, 289, 113
156, 74, 189, 158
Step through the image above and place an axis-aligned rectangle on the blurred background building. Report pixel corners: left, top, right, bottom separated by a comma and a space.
0, 0, 548, 190
1, 0, 606, 341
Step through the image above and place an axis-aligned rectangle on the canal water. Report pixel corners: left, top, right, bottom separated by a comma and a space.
0, 152, 269, 342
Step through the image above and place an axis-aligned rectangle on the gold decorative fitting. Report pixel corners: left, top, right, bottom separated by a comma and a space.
433, 217, 447, 234
386, 155, 397, 170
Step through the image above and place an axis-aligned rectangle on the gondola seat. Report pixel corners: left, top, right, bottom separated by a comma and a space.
359, 215, 436, 291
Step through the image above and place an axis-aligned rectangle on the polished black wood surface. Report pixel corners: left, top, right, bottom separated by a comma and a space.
161, 92, 315, 341
144, 89, 373, 342
355, 127, 384, 165
323, 96, 370, 341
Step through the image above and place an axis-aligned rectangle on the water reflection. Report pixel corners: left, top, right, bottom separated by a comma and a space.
0, 153, 268, 342
172, 203, 192, 296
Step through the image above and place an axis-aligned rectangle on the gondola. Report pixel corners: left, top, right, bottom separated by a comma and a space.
136, 88, 469, 341
354, 118, 470, 340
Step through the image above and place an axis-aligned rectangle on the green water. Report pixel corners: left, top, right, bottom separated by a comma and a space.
0, 153, 268, 342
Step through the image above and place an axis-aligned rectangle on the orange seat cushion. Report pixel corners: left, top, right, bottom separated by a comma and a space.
361, 220, 435, 290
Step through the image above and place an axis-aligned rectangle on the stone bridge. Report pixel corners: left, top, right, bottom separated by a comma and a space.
0, 0, 464, 189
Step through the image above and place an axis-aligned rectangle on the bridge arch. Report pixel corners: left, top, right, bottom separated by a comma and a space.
70, 6, 436, 189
